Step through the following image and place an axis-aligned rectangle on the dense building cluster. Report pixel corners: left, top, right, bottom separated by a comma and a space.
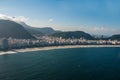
0, 36, 120, 51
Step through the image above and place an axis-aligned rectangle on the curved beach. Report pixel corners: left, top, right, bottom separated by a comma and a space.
0, 45, 120, 55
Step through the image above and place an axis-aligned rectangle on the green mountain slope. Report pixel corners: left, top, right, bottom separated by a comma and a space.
51, 31, 94, 40
0, 20, 35, 39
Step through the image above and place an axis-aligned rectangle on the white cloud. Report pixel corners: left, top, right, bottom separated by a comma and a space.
78, 26, 120, 35
48, 18, 53, 22
12, 16, 28, 22
0, 13, 28, 22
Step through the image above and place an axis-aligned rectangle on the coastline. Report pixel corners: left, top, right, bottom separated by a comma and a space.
0, 45, 120, 55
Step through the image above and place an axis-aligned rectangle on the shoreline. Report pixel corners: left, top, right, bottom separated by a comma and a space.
0, 45, 120, 55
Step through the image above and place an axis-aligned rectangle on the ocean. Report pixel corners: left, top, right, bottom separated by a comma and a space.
0, 47, 120, 80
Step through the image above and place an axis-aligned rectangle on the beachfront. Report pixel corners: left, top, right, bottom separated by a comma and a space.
0, 45, 120, 55
1, 36, 120, 51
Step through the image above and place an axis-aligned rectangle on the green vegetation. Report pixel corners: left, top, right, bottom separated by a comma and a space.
51, 31, 94, 40
0, 20, 35, 39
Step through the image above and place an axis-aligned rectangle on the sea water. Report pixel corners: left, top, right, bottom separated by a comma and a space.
0, 47, 120, 80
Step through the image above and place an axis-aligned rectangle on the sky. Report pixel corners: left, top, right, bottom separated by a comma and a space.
0, 0, 120, 35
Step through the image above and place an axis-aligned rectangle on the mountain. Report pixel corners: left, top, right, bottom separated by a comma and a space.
50, 31, 94, 40
0, 19, 35, 39
19, 22, 44, 36
19, 22, 57, 36
35, 27, 56, 34
109, 34, 120, 40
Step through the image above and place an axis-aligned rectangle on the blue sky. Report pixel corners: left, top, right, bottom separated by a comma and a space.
0, 0, 120, 35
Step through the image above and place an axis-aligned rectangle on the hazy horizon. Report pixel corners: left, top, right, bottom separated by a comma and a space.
0, 0, 120, 35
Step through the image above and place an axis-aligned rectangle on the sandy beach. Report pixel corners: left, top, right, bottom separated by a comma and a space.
0, 45, 120, 55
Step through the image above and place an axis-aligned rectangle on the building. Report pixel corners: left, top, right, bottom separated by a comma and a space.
2, 38, 9, 50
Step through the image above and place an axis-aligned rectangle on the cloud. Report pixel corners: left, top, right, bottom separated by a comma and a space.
48, 18, 53, 22
12, 16, 28, 22
78, 26, 120, 35
0, 13, 28, 22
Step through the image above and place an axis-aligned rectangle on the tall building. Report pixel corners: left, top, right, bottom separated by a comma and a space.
2, 38, 9, 50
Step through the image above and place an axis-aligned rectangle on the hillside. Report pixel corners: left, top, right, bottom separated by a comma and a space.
109, 34, 120, 40
51, 31, 94, 40
0, 19, 35, 39
19, 22, 56, 35
18, 22, 44, 36
35, 27, 56, 34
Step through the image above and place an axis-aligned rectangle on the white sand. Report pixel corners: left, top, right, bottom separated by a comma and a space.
0, 45, 120, 55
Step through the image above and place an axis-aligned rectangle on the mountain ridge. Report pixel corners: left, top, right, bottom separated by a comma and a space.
50, 31, 95, 40
18, 22, 57, 36
0, 19, 120, 40
0, 19, 36, 39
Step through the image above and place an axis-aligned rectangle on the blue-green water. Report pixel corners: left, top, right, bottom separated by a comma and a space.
0, 47, 120, 80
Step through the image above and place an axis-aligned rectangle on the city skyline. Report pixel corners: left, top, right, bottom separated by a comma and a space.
0, 0, 120, 35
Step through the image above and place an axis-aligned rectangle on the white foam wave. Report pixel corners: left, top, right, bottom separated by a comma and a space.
0, 51, 17, 55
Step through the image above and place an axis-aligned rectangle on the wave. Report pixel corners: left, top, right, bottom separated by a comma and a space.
0, 51, 17, 55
